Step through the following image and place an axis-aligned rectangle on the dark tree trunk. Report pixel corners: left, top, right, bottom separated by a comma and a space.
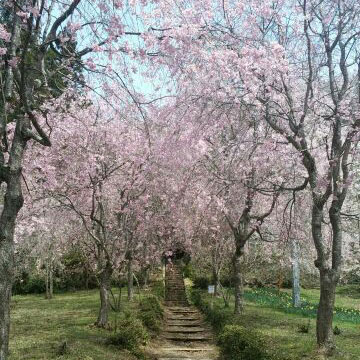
96, 265, 112, 328
0, 125, 26, 360
143, 266, 150, 288
316, 269, 337, 354
233, 250, 244, 314
45, 261, 53, 300
49, 263, 53, 299
0, 240, 14, 360
127, 256, 134, 301
312, 200, 342, 354
212, 267, 220, 296
211, 249, 220, 296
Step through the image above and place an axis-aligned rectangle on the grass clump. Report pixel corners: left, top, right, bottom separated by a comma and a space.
139, 295, 163, 333
107, 316, 148, 352
297, 319, 311, 333
151, 280, 165, 300
191, 289, 233, 333
218, 325, 271, 360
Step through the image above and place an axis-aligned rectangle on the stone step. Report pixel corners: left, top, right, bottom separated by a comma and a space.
166, 321, 203, 327
165, 301, 189, 305
163, 333, 212, 341
167, 315, 201, 321
158, 358, 212, 360
168, 309, 198, 314
165, 326, 206, 333
160, 347, 216, 352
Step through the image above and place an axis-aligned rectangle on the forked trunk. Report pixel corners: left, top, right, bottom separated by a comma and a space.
316, 269, 338, 355
233, 252, 244, 314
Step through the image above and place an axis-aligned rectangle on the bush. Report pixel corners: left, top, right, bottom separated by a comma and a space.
193, 276, 210, 290
182, 263, 194, 279
139, 295, 163, 318
218, 325, 269, 360
190, 289, 233, 333
151, 280, 165, 299
13, 274, 45, 295
139, 295, 163, 333
139, 311, 161, 333
297, 319, 310, 333
107, 317, 148, 351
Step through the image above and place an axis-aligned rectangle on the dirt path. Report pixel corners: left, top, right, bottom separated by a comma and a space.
147, 265, 219, 360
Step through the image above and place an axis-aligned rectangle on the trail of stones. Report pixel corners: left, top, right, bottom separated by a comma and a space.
148, 265, 219, 360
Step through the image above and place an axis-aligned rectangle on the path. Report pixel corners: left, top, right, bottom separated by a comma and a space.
147, 264, 219, 360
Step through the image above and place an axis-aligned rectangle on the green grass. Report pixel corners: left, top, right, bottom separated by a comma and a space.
243, 287, 360, 323
192, 286, 360, 360
9, 289, 142, 360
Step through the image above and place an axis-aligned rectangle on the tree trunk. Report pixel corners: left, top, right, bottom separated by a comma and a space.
291, 238, 301, 307
233, 251, 244, 314
316, 269, 337, 354
45, 261, 53, 299
49, 262, 53, 299
127, 256, 134, 301
85, 265, 89, 290
96, 265, 112, 328
211, 250, 220, 296
0, 125, 26, 360
0, 239, 14, 360
212, 267, 220, 296
143, 266, 149, 288
45, 264, 50, 299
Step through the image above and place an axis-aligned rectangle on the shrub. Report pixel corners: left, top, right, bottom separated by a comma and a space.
297, 319, 311, 333
13, 274, 45, 295
190, 289, 233, 333
218, 325, 269, 360
151, 280, 165, 299
139, 295, 163, 333
182, 263, 194, 279
193, 276, 210, 290
139, 311, 161, 333
139, 295, 163, 319
107, 317, 148, 351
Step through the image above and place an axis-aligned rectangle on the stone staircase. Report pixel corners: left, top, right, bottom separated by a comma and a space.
165, 264, 188, 307
148, 264, 219, 360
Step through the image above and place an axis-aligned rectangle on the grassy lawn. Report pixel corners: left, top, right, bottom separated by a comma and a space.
194, 285, 360, 360
9, 284, 360, 359
284, 286, 360, 311
9, 289, 142, 360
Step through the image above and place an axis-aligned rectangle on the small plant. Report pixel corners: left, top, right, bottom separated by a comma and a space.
333, 325, 341, 335
139, 295, 163, 318
57, 340, 69, 356
297, 319, 311, 333
107, 317, 148, 351
139, 310, 161, 333
193, 276, 210, 289
138, 295, 163, 333
218, 325, 270, 360
151, 280, 165, 299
